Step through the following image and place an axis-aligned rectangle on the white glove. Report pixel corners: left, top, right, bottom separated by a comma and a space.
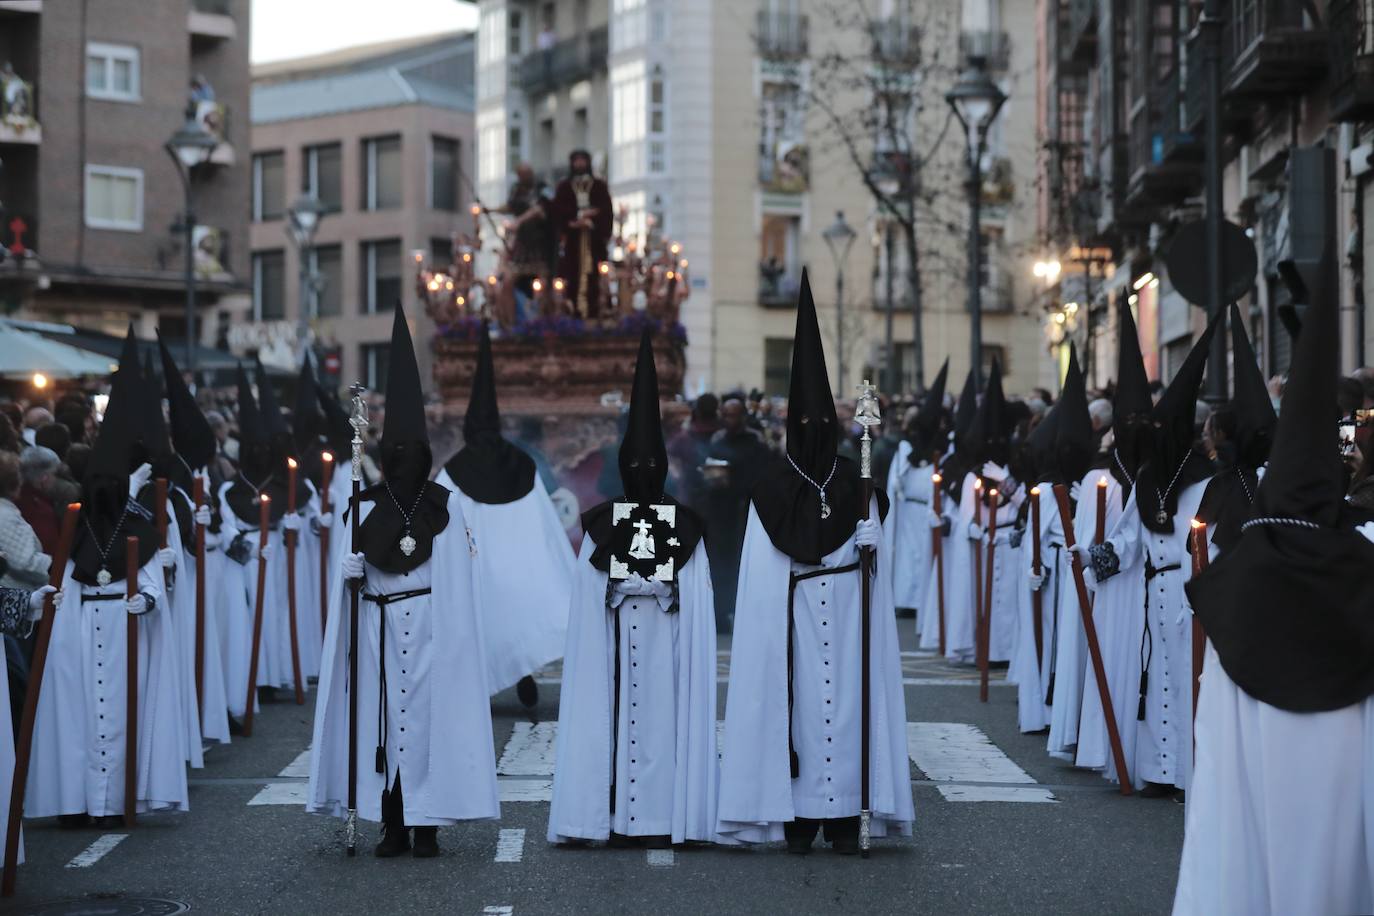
1028, 569, 1048, 592
982, 462, 1008, 483
126, 594, 151, 616
282, 513, 304, 532
158, 546, 177, 569
855, 518, 881, 548
203, 530, 220, 552
341, 552, 366, 581
967, 521, 984, 541
614, 572, 656, 596
1069, 481, 1083, 504
318, 511, 334, 529
28, 585, 58, 620
194, 504, 212, 527
1358, 522, 1374, 545
128, 462, 153, 496
928, 512, 946, 530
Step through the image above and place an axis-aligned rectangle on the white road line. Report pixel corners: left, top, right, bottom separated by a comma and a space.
646, 848, 675, 867
494, 828, 525, 863
497, 722, 557, 776
906, 722, 1056, 803
482, 907, 514, 915
279, 749, 311, 778
66, 834, 127, 868
498, 778, 553, 802
248, 783, 309, 806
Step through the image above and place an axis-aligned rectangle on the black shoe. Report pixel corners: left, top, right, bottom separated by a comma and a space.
786, 835, 813, 856
57, 813, 92, 829
830, 833, 860, 856
784, 817, 819, 855
607, 832, 635, 849
257, 686, 279, 704
1172, 790, 1186, 805
374, 824, 411, 858
516, 675, 539, 709
1140, 781, 1175, 799
642, 835, 671, 850
227, 714, 246, 736
412, 827, 439, 858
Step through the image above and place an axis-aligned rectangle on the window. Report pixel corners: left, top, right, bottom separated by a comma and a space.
611, 0, 647, 50
430, 136, 460, 211
253, 250, 286, 321
86, 42, 140, 102
508, 9, 523, 55
252, 151, 284, 222
361, 135, 402, 211
361, 239, 401, 314
759, 79, 807, 192
648, 71, 666, 174
764, 338, 793, 397
610, 61, 646, 182
303, 143, 342, 212
361, 343, 390, 394
84, 165, 143, 231
310, 244, 343, 317
507, 126, 523, 175
430, 236, 454, 269
479, 122, 506, 188
759, 214, 801, 305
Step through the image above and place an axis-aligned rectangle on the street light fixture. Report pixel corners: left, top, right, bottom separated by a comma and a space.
821, 209, 857, 396
946, 55, 1006, 391
286, 194, 327, 363
164, 114, 218, 378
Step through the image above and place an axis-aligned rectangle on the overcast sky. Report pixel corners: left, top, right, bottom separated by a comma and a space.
250, 0, 478, 64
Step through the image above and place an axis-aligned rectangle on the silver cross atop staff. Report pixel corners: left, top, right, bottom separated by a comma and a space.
855, 378, 882, 480
348, 383, 369, 484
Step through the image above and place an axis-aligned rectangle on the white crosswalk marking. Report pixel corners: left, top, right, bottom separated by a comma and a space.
248, 782, 310, 805
494, 828, 525, 862
906, 722, 1056, 803
499, 779, 553, 802
646, 848, 674, 867
482, 907, 514, 915
279, 749, 311, 778
66, 834, 127, 868
497, 722, 557, 776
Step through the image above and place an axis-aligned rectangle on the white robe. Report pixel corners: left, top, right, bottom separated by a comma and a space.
169, 488, 231, 747
717, 502, 914, 843
883, 442, 935, 613
1173, 648, 1374, 915
1010, 490, 1063, 733
917, 497, 954, 652
982, 488, 1024, 665
27, 560, 190, 817
547, 540, 718, 843
937, 473, 983, 663
0, 591, 23, 863
307, 490, 499, 825
435, 470, 572, 695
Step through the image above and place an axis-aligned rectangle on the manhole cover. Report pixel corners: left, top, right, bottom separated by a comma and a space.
11, 897, 189, 916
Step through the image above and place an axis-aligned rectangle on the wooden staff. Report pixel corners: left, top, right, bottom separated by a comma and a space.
979, 488, 999, 703
1030, 486, 1044, 669
1190, 519, 1209, 727
193, 476, 206, 725
972, 478, 984, 668
285, 458, 304, 706
931, 471, 946, 657
2, 503, 80, 897
1053, 483, 1132, 795
242, 495, 271, 737
124, 536, 140, 827
319, 451, 334, 634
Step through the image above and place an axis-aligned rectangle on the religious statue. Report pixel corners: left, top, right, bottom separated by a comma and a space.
547, 149, 613, 318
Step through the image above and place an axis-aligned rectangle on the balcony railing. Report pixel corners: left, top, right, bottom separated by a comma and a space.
1225, 0, 1327, 95
1330, 0, 1374, 122
759, 264, 801, 308
755, 11, 808, 58
1067, 0, 1097, 62
519, 27, 609, 96
1125, 75, 1202, 213
869, 21, 922, 66
0, 72, 39, 144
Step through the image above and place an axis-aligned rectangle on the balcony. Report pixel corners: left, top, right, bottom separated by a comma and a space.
518, 27, 609, 96
188, 0, 236, 41
1224, 0, 1326, 97
869, 21, 922, 67
758, 263, 800, 309
1125, 77, 1202, 215
755, 11, 808, 59
0, 71, 39, 144
1329, 0, 1374, 123
1066, 0, 1097, 63
190, 99, 236, 166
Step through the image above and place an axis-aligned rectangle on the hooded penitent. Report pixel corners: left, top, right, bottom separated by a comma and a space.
293, 358, 323, 458
225, 364, 291, 525
938, 367, 981, 500
254, 355, 294, 460
960, 358, 1013, 474
1196, 306, 1278, 550
317, 384, 353, 458
581, 328, 702, 572
1187, 253, 1374, 712
1111, 298, 1154, 496
444, 323, 537, 504
751, 269, 885, 565
1025, 344, 1093, 487
1134, 312, 1219, 534
158, 334, 216, 474
907, 358, 949, 466
355, 303, 450, 575
71, 327, 159, 586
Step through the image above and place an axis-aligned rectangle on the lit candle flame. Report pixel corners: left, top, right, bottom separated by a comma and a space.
666, 270, 676, 280
32, 373, 47, 389
1030, 485, 1040, 496
261, 494, 271, 504
487, 275, 497, 285
462, 252, 472, 263
470, 204, 481, 216
669, 242, 681, 255
598, 262, 610, 275
322, 451, 334, 464
287, 458, 297, 470
553, 278, 566, 291
932, 473, 942, 484
1190, 518, 1205, 531
1097, 474, 1109, 488
974, 479, 983, 491
532, 279, 543, 292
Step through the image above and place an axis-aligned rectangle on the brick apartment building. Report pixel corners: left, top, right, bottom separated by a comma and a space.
0, 0, 251, 352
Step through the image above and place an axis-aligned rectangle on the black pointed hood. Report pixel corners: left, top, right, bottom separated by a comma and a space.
253, 355, 293, 468
907, 359, 948, 465
1111, 298, 1153, 492
293, 358, 322, 456
317, 384, 353, 457
750, 269, 884, 564
226, 363, 288, 524
581, 328, 702, 573
1229, 303, 1277, 471
961, 358, 1011, 469
953, 367, 978, 453
158, 334, 215, 473
235, 364, 266, 451
1055, 344, 1095, 486
445, 323, 536, 503
1188, 242, 1374, 712
136, 345, 175, 481
357, 302, 449, 575
72, 327, 158, 586
1135, 313, 1219, 533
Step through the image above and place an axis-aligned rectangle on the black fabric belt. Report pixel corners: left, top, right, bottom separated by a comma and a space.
1139, 559, 1183, 720
787, 560, 862, 779
365, 586, 432, 781
902, 496, 929, 505
81, 593, 125, 603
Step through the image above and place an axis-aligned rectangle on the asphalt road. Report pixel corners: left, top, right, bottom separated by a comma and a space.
5, 624, 1184, 916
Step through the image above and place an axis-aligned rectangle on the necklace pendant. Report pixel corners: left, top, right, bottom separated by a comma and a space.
399, 534, 417, 557
1155, 508, 1169, 525
96, 568, 112, 587
820, 502, 831, 520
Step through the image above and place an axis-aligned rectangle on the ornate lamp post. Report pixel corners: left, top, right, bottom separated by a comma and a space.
945, 56, 1006, 391
164, 115, 218, 377
821, 210, 857, 396
287, 194, 327, 363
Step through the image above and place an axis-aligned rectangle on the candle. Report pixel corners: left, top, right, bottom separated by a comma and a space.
1095, 475, 1108, 546
1030, 486, 1042, 573
286, 457, 298, 516
931, 472, 943, 515
1190, 519, 1209, 577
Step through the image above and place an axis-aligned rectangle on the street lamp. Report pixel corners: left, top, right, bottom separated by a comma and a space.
286, 194, 327, 363
164, 114, 218, 378
946, 55, 1006, 391
821, 209, 857, 396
